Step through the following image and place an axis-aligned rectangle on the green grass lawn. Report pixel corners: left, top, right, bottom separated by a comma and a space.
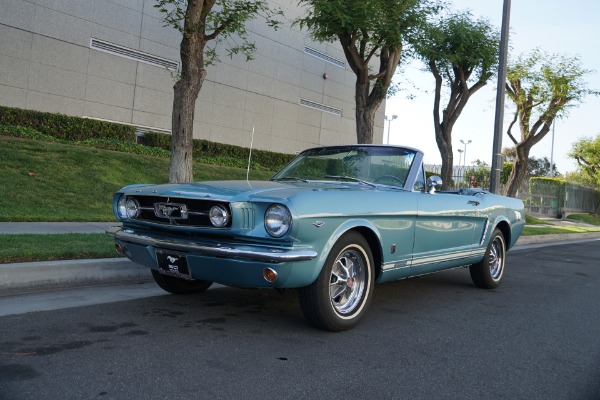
0, 233, 119, 263
525, 215, 552, 225
0, 136, 274, 221
567, 213, 600, 226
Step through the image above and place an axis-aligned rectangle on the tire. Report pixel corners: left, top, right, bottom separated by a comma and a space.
151, 270, 213, 294
298, 231, 374, 331
469, 228, 506, 289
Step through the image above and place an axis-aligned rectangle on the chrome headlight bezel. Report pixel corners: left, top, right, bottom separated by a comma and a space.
209, 205, 230, 228
125, 198, 141, 219
117, 196, 141, 220
264, 204, 292, 238
117, 195, 128, 219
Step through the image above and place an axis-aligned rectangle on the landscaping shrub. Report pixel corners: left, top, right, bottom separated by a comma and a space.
76, 139, 171, 158
0, 124, 60, 142
1, 106, 295, 171
0, 106, 135, 142
144, 131, 295, 171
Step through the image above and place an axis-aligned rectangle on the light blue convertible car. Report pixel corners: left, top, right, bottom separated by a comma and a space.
107, 145, 525, 331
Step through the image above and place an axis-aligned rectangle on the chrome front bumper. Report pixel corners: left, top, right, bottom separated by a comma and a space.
106, 226, 317, 263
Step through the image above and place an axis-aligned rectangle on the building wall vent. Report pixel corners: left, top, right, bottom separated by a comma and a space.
90, 38, 179, 71
303, 46, 345, 69
300, 98, 342, 116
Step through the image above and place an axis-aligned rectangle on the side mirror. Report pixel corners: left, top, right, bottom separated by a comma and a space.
426, 176, 442, 194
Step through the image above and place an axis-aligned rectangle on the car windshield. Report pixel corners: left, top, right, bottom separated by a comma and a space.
271, 146, 417, 188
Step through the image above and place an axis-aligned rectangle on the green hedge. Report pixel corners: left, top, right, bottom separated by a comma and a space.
0, 124, 60, 142
144, 131, 295, 171
0, 106, 135, 142
0, 105, 295, 171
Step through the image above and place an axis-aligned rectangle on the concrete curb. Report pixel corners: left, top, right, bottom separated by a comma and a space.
515, 232, 600, 245
2, 233, 600, 295
0, 258, 150, 294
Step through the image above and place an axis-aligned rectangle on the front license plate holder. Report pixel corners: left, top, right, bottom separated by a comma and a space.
156, 250, 191, 279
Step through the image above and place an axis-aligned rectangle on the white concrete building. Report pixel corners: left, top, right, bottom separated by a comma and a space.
0, 0, 385, 154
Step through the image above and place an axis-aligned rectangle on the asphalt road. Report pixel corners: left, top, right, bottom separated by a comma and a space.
1, 240, 599, 400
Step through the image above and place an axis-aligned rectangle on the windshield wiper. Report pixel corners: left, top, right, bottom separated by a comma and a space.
271, 177, 310, 183
323, 175, 377, 188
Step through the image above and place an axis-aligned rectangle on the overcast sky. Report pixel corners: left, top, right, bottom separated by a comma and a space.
385, 0, 600, 173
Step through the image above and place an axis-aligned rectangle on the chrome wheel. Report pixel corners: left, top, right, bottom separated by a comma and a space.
488, 237, 504, 281
470, 228, 506, 289
330, 246, 367, 315
298, 231, 374, 331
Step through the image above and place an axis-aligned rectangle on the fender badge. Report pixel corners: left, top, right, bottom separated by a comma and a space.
313, 221, 325, 228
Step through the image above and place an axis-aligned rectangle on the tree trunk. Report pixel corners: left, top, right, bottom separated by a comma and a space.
504, 144, 530, 197
169, 70, 206, 183
355, 80, 378, 144
438, 139, 453, 189
168, 2, 208, 183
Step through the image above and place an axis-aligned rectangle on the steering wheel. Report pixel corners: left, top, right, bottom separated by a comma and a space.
373, 175, 404, 185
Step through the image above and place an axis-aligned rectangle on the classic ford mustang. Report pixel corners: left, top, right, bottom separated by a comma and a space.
107, 145, 525, 331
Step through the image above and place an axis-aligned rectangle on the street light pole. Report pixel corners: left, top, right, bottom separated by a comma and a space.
384, 115, 397, 145
457, 149, 464, 183
461, 139, 472, 167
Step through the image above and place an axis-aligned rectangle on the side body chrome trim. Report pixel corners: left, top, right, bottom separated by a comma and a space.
480, 219, 490, 246
106, 226, 317, 263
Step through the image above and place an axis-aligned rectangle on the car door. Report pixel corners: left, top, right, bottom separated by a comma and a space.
411, 192, 482, 269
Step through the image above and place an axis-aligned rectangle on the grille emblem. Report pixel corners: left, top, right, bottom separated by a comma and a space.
154, 203, 188, 220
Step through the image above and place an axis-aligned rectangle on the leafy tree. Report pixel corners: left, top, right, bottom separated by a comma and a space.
529, 156, 559, 177
503, 49, 598, 196
569, 135, 600, 186
155, 0, 281, 182
502, 148, 559, 177
413, 11, 500, 190
464, 159, 490, 188
296, 0, 441, 144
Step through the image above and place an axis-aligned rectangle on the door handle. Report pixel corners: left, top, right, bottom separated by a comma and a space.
467, 200, 480, 206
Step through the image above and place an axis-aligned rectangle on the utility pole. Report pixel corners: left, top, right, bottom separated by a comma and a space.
550, 122, 555, 176
489, 0, 511, 194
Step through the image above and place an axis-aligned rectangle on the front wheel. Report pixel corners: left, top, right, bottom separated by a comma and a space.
469, 228, 506, 289
151, 270, 213, 294
298, 231, 374, 331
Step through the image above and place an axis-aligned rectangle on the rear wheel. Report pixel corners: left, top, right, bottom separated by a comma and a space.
470, 228, 506, 289
298, 231, 374, 331
151, 270, 213, 294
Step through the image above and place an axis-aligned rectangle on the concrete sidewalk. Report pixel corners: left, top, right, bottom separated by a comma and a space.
1, 221, 600, 295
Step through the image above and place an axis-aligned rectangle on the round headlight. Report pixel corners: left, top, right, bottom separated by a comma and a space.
265, 204, 291, 238
117, 196, 128, 219
209, 205, 230, 228
125, 198, 141, 219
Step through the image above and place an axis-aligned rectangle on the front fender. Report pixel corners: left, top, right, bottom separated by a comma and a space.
316, 219, 383, 271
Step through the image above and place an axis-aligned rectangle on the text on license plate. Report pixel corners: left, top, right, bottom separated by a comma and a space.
156, 251, 190, 277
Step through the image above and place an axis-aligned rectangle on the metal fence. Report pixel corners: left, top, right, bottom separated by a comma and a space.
425, 164, 491, 190
425, 164, 600, 216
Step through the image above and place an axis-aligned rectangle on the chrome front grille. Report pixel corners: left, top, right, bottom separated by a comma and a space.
127, 195, 231, 228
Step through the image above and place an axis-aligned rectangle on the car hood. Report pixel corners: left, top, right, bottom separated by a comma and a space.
120, 180, 375, 202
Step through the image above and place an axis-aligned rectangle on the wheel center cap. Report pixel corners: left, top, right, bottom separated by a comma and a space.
347, 277, 355, 287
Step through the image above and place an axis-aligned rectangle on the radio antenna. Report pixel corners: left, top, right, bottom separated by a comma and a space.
246, 124, 255, 182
